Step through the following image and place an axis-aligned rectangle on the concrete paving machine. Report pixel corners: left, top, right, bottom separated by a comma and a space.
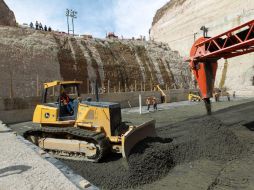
24, 81, 156, 162
188, 19, 254, 114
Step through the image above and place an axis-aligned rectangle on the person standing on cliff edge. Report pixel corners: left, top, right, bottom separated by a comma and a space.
30, 22, 33, 28
39, 22, 43, 30
35, 21, 39, 30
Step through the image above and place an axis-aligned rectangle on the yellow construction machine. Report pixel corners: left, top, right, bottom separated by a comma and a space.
155, 85, 166, 103
24, 81, 156, 162
188, 91, 201, 102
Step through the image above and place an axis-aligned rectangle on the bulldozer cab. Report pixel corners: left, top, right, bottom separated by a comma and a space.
33, 81, 82, 123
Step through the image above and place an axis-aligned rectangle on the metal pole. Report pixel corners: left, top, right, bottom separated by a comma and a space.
10, 71, 13, 98
66, 9, 77, 36
66, 9, 70, 34
36, 74, 39, 96
194, 32, 198, 42
72, 17, 74, 36
95, 81, 99, 102
139, 94, 142, 114
107, 80, 110, 93
67, 16, 69, 34
87, 80, 89, 94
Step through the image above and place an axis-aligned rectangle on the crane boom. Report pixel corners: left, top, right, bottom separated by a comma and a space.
189, 19, 254, 114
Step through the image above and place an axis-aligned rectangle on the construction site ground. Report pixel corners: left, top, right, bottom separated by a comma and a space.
7, 97, 254, 190
0, 122, 98, 190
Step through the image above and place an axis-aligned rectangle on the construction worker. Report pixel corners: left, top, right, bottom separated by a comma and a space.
35, 21, 39, 30
30, 22, 34, 29
214, 92, 219, 102
200, 26, 208, 37
226, 92, 230, 101
39, 22, 43, 30
146, 97, 151, 111
152, 97, 157, 111
160, 94, 166, 103
60, 90, 73, 114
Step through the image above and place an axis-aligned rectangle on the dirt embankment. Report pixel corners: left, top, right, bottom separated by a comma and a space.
152, 0, 187, 26
62, 115, 247, 190
0, 0, 16, 26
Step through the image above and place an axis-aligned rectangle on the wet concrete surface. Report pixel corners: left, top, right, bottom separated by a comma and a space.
122, 97, 253, 127
8, 97, 254, 190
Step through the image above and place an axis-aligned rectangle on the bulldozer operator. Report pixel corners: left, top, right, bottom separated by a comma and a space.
59, 89, 74, 115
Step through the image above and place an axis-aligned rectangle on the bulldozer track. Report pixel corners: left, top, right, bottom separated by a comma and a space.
23, 127, 110, 162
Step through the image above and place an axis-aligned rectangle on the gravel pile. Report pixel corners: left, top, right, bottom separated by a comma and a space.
62, 137, 174, 189
61, 116, 247, 190
159, 116, 246, 164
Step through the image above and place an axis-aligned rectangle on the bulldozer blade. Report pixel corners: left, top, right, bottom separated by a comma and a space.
121, 120, 156, 158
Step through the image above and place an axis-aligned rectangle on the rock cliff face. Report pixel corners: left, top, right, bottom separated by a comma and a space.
151, 0, 254, 95
0, 27, 190, 97
0, 0, 16, 26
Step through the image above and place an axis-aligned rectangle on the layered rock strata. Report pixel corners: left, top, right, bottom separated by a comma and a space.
0, 0, 16, 26
0, 27, 190, 97
151, 0, 254, 95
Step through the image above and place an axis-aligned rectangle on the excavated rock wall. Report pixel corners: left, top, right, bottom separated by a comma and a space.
0, 26, 190, 97
0, 27, 60, 97
151, 0, 254, 96
0, 0, 16, 26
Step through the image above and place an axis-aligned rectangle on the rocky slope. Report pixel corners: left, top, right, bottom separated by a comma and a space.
0, 0, 191, 98
0, 26, 190, 97
151, 0, 254, 95
0, 0, 16, 26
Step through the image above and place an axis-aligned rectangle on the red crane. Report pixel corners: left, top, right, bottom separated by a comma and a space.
189, 19, 254, 114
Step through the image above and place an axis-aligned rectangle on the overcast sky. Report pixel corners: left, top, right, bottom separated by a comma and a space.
5, 0, 168, 38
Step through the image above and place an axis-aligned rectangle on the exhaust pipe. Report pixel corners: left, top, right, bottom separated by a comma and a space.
95, 81, 99, 102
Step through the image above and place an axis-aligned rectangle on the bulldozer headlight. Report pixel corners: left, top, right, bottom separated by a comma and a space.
45, 113, 50, 118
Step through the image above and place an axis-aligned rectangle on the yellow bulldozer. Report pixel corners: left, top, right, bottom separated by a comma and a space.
24, 81, 156, 162
188, 91, 201, 102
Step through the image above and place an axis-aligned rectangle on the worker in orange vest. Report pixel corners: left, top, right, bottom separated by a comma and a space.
152, 97, 157, 111
146, 97, 152, 111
